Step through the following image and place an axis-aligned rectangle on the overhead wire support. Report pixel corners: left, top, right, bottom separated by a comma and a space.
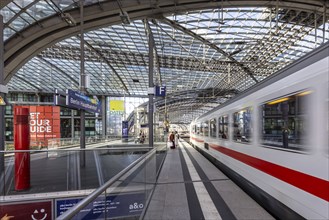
152, 19, 222, 82
76, 36, 130, 94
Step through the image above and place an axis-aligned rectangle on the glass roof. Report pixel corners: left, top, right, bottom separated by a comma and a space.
1, 0, 105, 41
2, 2, 329, 123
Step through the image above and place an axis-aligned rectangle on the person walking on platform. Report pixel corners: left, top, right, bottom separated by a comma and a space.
168, 131, 175, 149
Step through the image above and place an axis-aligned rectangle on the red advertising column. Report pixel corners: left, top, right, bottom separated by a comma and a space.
14, 106, 30, 190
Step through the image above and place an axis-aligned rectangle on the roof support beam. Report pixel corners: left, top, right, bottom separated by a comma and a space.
37, 56, 79, 86
158, 17, 258, 83
77, 36, 130, 94
151, 19, 224, 83
143, 19, 162, 85
4, 1, 328, 83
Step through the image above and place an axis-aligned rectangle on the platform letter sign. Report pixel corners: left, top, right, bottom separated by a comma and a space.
155, 86, 166, 97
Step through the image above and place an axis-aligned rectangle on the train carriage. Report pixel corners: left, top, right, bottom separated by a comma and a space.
190, 42, 329, 219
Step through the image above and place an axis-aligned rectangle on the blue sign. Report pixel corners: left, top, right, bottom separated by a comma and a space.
56, 193, 145, 220
122, 121, 128, 139
66, 89, 101, 113
155, 86, 166, 97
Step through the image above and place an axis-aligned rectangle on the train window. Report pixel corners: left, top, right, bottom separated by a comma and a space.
233, 108, 252, 143
261, 91, 312, 150
196, 123, 201, 135
218, 115, 229, 139
327, 100, 329, 155
203, 121, 209, 136
210, 118, 217, 138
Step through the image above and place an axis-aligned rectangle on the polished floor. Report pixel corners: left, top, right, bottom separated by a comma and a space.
143, 139, 274, 220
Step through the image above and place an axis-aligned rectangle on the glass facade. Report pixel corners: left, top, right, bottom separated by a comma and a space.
4, 92, 102, 141
106, 97, 147, 136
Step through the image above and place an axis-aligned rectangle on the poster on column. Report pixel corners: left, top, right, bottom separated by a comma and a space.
14, 106, 61, 149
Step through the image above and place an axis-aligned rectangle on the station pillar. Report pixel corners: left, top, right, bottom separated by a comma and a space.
14, 107, 30, 190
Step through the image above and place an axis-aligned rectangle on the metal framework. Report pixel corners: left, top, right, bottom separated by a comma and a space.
1, 0, 329, 123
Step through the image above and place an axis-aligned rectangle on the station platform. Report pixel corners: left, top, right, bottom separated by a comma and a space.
143, 139, 274, 220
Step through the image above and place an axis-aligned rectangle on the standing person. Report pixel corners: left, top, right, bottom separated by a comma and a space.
140, 132, 145, 143
176, 131, 180, 139
168, 131, 175, 149
174, 131, 179, 147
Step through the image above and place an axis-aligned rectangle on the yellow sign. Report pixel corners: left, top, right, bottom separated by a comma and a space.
0, 96, 6, 105
109, 100, 124, 111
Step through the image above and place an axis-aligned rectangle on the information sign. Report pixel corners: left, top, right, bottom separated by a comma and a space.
56, 193, 145, 219
122, 121, 128, 139
155, 86, 166, 97
66, 89, 101, 113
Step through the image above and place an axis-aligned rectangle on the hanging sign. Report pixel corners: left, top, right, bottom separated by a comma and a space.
66, 89, 101, 113
155, 86, 166, 97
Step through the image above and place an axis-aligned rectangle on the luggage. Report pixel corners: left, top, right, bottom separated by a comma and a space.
167, 141, 175, 149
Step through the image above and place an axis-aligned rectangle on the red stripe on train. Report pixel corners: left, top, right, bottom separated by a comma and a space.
207, 143, 329, 202
191, 137, 204, 143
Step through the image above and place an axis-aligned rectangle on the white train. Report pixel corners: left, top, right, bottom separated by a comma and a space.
190, 42, 329, 219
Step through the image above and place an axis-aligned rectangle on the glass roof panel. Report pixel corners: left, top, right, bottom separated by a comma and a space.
4, 5, 329, 122
0, 0, 108, 41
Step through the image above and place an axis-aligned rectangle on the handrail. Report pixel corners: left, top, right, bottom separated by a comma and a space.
0, 147, 153, 154
56, 147, 157, 220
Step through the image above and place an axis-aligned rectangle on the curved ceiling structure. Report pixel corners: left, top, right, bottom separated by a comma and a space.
1, 0, 329, 123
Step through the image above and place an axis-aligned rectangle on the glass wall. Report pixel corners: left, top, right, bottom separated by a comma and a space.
4, 92, 102, 140
107, 97, 147, 136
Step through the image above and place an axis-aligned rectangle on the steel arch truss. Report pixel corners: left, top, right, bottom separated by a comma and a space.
2, 0, 329, 123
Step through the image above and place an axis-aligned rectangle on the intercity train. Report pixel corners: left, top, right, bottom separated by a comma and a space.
190, 42, 329, 219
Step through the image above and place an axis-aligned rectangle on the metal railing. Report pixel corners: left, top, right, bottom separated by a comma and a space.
0, 145, 153, 197
57, 148, 157, 220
